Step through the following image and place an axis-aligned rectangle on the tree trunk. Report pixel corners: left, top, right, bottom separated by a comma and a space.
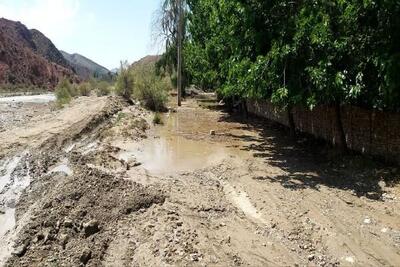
287, 106, 296, 139
334, 102, 348, 152
242, 99, 248, 118
177, 0, 183, 106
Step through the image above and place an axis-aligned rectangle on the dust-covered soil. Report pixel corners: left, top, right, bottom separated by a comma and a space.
1, 95, 399, 266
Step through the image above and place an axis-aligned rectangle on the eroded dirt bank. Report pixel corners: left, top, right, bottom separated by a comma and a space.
1, 95, 399, 266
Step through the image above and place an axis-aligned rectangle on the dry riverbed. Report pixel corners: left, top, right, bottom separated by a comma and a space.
0, 94, 399, 266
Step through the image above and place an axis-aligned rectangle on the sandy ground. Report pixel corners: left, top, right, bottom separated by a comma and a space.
0, 95, 399, 266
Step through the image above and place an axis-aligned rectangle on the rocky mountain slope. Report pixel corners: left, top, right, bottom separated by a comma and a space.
30, 29, 71, 69
0, 18, 77, 88
61, 51, 110, 80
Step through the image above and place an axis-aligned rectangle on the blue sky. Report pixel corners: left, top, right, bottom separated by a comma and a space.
0, 0, 163, 69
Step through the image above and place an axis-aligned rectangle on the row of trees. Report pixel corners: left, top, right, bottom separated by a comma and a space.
156, 0, 400, 149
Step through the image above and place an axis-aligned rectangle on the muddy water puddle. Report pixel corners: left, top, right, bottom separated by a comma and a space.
118, 135, 233, 174
115, 104, 256, 175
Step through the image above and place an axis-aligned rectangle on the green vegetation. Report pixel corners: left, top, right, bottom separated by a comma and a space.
116, 112, 127, 124
115, 62, 169, 111
55, 78, 73, 106
132, 65, 168, 111
77, 82, 91, 96
55, 77, 112, 108
0, 84, 48, 96
115, 61, 135, 100
96, 81, 112, 96
153, 113, 164, 125
168, 0, 400, 149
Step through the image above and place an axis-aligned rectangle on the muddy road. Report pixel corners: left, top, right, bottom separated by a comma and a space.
0, 94, 399, 266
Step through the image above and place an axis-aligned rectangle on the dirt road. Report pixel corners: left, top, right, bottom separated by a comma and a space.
1, 95, 399, 266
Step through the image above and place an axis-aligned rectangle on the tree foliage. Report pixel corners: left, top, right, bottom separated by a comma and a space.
184, 0, 400, 111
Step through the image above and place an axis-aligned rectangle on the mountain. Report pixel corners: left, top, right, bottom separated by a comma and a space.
30, 29, 71, 69
131, 55, 161, 69
61, 51, 110, 80
110, 68, 119, 74
0, 18, 77, 88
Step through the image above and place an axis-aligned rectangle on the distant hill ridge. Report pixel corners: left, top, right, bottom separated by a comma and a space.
131, 55, 161, 69
61, 51, 110, 80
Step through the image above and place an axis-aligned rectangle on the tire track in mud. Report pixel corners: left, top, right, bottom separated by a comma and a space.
0, 96, 127, 265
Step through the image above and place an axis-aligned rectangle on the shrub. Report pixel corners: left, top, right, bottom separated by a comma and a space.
78, 82, 91, 96
55, 78, 73, 106
153, 113, 163, 125
115, 62, 169, 111
131, 65, 169, 111
96, 81, 111, 96
115, 61, 134, 100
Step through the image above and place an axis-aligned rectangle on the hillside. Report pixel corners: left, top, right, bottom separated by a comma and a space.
0, 18, 76, 88
61, 51, 110, 80
30, 29, 71, 69
131, 55, 160, 69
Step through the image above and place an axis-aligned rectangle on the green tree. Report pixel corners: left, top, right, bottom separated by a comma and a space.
181, 0, 400, 148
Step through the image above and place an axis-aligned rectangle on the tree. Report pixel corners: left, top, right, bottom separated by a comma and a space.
154, 0, 188, 101
182, 0, 400, 149
115, 61, 134, 101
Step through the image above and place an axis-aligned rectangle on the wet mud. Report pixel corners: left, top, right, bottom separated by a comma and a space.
0, 94, 399, 266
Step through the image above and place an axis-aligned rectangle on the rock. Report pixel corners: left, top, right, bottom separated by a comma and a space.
381, 227, 389, 233
0, 208, 5, 214
308, 254, 315, 261
210, 130, 216, 136
366, 192, 381, 200
382, 193, 396, 201
59, 234, 69, 249
363, 218, 372, 225
190, 253, 199, 262
345, 256, 355, 263
83, 220, 100, 237
168, 107, 177, 113
34, 233, 45, 243
12, 244, 27, 257
63, 218, 73, 228
80, 248, 92, 265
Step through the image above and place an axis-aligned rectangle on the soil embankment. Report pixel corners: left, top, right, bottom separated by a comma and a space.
0, 95, 399, 266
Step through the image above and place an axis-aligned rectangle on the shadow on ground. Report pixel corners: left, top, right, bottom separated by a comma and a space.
218, 111, 399, 201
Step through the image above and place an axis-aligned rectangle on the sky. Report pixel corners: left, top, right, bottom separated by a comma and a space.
0, 0, 163, 70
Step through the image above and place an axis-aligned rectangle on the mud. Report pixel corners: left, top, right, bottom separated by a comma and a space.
112, 111, 248, 175
0, 94, 399, 266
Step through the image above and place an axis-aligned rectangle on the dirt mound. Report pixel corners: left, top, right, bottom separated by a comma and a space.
0, 18, 77, 88
3, 97, 164, 266
7, 154, 165, 266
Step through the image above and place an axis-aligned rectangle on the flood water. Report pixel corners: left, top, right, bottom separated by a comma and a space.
116, 102, 255, 175
0, 94, 55, 103
0, 152, 30, 266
